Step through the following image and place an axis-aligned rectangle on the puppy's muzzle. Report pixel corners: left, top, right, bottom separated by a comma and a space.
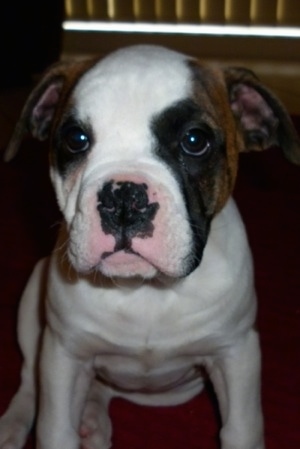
97, 180, 160, 252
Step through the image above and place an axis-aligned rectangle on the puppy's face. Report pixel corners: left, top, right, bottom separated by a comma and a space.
50, 47, 238, 279
7, 45, 299, 279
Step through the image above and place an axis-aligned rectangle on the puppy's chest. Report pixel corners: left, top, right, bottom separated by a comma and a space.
57, 288, 216, 384
71, 297, 202, 359
81, 302, 205, 391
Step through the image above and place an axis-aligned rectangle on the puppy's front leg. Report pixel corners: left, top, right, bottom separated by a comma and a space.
0, 259, 46, 449
207, 329, 264, 449
37, 326, 91, 449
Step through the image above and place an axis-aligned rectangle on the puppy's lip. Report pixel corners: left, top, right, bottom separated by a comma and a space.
102, 248, 135, 260
100, 250, 158, 278
101, 249, 153, 269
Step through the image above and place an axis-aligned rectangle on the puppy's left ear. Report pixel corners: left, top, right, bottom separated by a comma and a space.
224, 67, 300, 165
4, 58, 95, 162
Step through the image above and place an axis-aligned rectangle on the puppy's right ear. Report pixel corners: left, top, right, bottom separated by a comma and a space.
224, 66, 300, 165
4, 59, 95, 162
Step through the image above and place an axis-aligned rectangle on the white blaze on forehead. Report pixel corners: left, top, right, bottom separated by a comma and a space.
72, 45, 193, 155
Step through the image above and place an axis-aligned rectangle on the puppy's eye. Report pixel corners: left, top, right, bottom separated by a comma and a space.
63, 126, 90, 153
180, 128, 211, 156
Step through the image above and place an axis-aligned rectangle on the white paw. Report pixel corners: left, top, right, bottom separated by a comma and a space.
0, 415, 29, 449
79, 399, 112, 449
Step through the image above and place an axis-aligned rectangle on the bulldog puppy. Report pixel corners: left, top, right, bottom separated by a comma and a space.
0, 45, 299, 449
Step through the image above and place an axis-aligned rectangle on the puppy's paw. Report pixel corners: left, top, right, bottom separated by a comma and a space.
0, 415, 29, 449
79, 399, 112, 449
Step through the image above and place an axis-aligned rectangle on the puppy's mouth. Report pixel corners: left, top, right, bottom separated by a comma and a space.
102, 247, 141, 260
100, 249, 158, 279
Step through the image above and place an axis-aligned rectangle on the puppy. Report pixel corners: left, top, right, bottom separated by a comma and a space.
0, 45, 299, 449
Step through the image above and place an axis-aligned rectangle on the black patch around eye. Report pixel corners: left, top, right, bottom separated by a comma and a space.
151, 99, 224, 179
151, 99, 226, 271
52, 115, 93, 177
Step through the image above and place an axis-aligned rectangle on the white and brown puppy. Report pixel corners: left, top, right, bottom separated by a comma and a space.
1, 45, 299, 449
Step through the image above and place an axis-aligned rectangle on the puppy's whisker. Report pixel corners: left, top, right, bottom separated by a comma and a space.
53, 238, 69, 254
50, 219, 63, 231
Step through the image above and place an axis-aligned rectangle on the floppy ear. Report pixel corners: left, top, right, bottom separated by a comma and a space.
224, 67, 300, 165
4, 59, 95, 162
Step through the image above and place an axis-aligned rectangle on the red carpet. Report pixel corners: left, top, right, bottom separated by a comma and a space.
0, 119, 299, 448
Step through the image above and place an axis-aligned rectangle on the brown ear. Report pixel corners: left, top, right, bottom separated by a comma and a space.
4, 58, 96, 162
224, 67, 300, 165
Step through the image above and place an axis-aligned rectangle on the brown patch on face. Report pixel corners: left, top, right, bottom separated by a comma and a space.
188, 60, 243, 214
4, 56, 101, 163
48, 57, 100, 165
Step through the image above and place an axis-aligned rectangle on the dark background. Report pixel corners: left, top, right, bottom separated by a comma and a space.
0, 1, 64, 87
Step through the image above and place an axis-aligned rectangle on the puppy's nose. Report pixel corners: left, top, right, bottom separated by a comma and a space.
97, 180, 159, 248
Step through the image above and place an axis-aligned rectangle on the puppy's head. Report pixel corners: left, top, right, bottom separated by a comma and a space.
6, 45, 300, 279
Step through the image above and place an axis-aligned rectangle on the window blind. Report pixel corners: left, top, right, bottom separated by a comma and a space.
65, 0, 300, 25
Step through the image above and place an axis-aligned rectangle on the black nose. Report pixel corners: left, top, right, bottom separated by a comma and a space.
97, 180, 159, 250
